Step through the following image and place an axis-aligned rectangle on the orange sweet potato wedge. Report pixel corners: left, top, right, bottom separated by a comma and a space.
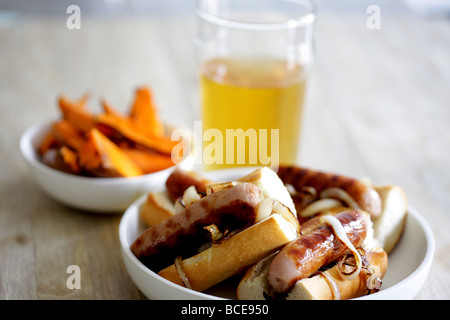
51, 119, 85, 152
129, 87, 165, 138
79, 128, 144, 178
122, 148, 175, 174
59, 95, 95, 133
59, 146, 81, 173
78, 133, 101, 171
97, 100, 177, 155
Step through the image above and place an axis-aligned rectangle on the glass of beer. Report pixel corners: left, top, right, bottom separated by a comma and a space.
196, 0, 316, 170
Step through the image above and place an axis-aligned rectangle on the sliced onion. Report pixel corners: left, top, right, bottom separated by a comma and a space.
183, 185, 201, 207
300, 198, 342, 218
174, 256, 192, 289
174, 186, 202, 214
287, 185, 318, 207
300, 186, 317, 198
320, 188, 360, 210
320, 215, 362, 280
366, 266, 382, 293
206, 181, 240, 195
174, 197, 185, 214
203, 224, 224, 243
286, 184, 317, 198
318, 271, 341, 300
337, 254, 359, 279
367, 274, 382, 292
285, 184, 297, 196
338, 248, 383, 293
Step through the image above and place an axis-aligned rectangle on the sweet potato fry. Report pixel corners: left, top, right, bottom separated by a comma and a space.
101, 99, 127, 118
130, 87, 165, 138
78, 133, 101, 171
52, 119, 85, 152
79, 128, 144, 178
122, 148, 175, 174
59, 95, 95, 133
60, 146, 81, 173
96, 111, 177, 155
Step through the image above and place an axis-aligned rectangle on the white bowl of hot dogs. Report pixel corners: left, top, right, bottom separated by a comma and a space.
119, 166, 434, 300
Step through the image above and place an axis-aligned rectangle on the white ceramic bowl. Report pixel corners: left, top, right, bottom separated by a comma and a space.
119, 168, 435, 300
20, 120, 193, 213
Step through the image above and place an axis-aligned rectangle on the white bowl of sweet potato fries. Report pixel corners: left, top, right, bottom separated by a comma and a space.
20, 87, 193, 213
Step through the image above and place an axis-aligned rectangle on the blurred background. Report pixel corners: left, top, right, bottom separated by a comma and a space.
1, 0, 450, 17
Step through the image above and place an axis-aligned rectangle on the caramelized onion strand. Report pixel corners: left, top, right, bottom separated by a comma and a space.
318, 271, 341, 300
320, 188, 360, 210
320, 215, 362, 281
299, 198, 342, 218
174, 256, 191, 289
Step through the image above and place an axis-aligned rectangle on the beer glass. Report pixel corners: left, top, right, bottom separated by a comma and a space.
196, 0, 316, 170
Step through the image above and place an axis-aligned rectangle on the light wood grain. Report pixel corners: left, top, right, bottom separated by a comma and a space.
0, 9, 449, 300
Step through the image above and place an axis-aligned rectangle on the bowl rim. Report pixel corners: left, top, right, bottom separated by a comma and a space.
20, 120, 192, 185
119, 173, 435, 300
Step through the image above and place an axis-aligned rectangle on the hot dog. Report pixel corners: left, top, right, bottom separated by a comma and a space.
158, 212, 299, 292
131, 182, 262, 271
267, 209, 368, 294
277, 166, 382, 219
238, 247, 388, 300
238, 207, 391, 300
131, 167, 301, 291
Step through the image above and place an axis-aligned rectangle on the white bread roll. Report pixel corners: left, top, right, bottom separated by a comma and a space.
158, 213, 299, 292
372, 185, 408, 254
237, 167, 297, 217
140, 190, 176, 227
237, 248, 388, 300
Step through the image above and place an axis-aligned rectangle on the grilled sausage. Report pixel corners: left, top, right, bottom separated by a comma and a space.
267, 209, 367, 294
277, 166, 382, 219
131, 182, 261, 271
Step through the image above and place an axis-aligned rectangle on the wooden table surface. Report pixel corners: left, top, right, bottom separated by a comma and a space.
1, 4, 449, 300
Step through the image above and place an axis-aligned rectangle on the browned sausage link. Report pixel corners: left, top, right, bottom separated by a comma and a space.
267, 209, 367, 294
165, 169, 213, 201
277, 166, 382, 218
131, 182, 261, 271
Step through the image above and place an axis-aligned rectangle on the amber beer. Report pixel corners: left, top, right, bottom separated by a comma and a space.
196, 0, 316, 170
201, 57, 307, 170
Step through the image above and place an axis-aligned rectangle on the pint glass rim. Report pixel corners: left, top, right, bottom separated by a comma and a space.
196, 0, 317, 31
